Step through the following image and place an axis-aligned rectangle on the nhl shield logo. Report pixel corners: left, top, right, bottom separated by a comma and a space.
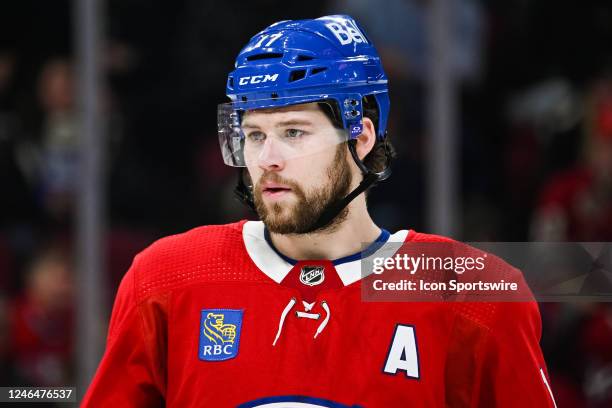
300, 266, 325, 286
198, 309, 243, 361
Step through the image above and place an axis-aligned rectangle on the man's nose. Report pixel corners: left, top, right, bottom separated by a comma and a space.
257, 138, 285, 171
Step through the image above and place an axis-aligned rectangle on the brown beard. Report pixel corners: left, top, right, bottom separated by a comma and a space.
253, 144, 352, 234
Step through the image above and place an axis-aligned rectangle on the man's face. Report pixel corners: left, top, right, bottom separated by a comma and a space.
242, 103, 352, 234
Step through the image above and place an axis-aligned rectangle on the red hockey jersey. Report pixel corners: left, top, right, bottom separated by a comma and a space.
82, 220, 557, 407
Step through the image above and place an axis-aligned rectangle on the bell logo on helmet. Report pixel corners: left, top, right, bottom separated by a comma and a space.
238, 74, 279, 86
325, 20, 368, 46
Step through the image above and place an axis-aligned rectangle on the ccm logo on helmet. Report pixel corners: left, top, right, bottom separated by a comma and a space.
238, 74, 279, 86
325, 20, 368, 46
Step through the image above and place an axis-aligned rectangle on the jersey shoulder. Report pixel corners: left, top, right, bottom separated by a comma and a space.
407, 230, 537, 332
407, 229, 525, 285
130, 220, 266, 301
407, 230, 455, 243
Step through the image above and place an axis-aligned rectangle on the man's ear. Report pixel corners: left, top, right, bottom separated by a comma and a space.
355, 117, 377, 161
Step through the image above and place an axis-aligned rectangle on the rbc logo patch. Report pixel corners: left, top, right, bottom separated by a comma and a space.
198, 309, 243, 361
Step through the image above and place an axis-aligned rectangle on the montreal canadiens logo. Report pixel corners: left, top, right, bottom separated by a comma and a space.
238, 395, 360, 408
300, 266, 325, 286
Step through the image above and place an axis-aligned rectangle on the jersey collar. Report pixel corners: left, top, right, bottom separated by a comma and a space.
242, 220, 409, 286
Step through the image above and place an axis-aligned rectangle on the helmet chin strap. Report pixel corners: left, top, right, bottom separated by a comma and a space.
234, 139, 392, 234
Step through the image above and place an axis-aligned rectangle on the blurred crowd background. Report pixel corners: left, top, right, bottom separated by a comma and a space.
1, 0, 612, 406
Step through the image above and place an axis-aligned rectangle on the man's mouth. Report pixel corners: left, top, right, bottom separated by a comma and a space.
262, 183, 292, 197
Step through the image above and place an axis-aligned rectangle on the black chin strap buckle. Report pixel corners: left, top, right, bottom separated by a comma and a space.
234, 170, 255, 211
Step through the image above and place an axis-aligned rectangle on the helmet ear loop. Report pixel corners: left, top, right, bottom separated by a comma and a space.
347, 136, 392, 184
234, 168, 256, 211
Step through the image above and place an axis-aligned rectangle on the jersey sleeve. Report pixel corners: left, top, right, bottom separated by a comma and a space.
82, 255, 165, 407
477, 301, 557, 408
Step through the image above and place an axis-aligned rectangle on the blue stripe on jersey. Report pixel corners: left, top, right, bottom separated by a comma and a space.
263, 227, 391, 266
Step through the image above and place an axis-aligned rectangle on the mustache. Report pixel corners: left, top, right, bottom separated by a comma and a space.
255, 172, 301, 191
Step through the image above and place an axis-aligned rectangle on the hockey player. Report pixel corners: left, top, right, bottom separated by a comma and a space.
83, 15, 557, 407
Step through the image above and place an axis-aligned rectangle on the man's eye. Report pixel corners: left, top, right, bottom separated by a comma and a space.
247, 131, 265, 142
285, 129, 305, 139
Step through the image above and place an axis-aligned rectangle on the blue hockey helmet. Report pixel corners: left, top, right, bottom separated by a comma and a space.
224, 15, 390, 141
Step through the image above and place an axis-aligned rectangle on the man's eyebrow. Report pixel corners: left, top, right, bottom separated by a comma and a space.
275, 119, 313, 127
241, 121, 260, 129
241, 119, 314, 129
